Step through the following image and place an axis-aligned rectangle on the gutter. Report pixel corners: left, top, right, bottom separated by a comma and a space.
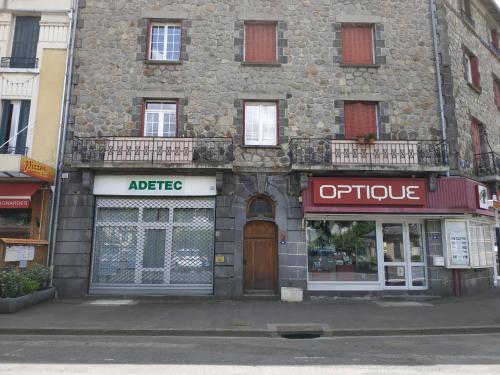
430, 0, 450, 173
47, 0, 79, 286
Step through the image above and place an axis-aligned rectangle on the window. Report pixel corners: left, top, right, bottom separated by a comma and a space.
471, 118, 484, 167
244, 23, 277, 63
247, 195, 275, 218
148, 23, 181, 61
244, 102, 277, 146
143, 101, 177, 137
494, 77, 500, 108
464, 50, 480, 89
0, 100, 31, 154
344, 102, 378, 139
461, 0, 473, 22
8, 16, 40, 68
341, 24, 374, 65
492, 29, 499, 51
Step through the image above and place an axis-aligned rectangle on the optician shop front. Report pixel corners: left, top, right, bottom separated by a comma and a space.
89, 175, 217, 295
301, 177, 497, 295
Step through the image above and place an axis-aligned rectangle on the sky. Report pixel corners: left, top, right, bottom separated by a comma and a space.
497, 0, 500, 7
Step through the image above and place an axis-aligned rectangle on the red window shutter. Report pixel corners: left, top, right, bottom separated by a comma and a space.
492, 29, 499, 49
471, 119, 481, 164
470, 55, 480, 88
342, 25, 374, 64
344, 102, 377, 139
245, 23, 276, 63
494, 80, 500, 107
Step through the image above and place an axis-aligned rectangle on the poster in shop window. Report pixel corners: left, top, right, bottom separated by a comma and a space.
449, 231, 470, 266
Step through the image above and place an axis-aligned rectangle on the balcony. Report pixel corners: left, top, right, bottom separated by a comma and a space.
289, 139, 448, 172
71, 136, 234, 169
0, 57, 39, 69
475, 152, 500, 181
0, 147, 28, 155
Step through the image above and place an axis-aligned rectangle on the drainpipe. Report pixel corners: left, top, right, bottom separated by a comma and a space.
430, 0, 450, 174
47, 0, 79, 286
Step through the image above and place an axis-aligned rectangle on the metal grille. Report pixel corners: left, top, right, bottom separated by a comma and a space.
90, 197, 215, 295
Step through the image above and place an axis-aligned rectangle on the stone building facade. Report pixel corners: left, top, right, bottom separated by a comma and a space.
53, 0, 498, 298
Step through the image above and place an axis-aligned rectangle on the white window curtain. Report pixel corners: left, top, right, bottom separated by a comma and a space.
144, 102, 177, 137
244, 102, 277, 146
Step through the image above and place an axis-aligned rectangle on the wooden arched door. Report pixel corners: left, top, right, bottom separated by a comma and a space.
243, 221, 278, 293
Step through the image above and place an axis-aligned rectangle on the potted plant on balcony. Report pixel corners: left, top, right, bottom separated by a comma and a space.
0, 265, 56, 314
363, 133, 377, 144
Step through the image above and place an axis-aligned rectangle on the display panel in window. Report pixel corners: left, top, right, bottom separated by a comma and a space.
143, 101, 177, 137
244, 23, 277, 63
149, 23, 181, 61
341, 24, 374, 65
307, 220, 378, 282
244, 102, 277, 146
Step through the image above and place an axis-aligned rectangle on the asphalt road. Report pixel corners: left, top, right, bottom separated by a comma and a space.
1, 334, 500, 374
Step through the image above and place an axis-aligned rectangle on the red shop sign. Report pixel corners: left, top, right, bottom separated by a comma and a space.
312, 178, 427, 206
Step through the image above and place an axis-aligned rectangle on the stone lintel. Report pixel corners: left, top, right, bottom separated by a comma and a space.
335, 14, 384, 24
136, 90, 185, 99
141, 10, 188, 20
237, 12, 283, 21
337, 94, 390, 102
237, 93, 285, 100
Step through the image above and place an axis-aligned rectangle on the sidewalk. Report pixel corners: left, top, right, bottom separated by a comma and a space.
1, 289, 500, 337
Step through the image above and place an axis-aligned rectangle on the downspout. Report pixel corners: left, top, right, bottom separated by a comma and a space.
430, 0, 450, 174
47, 0, 79, 285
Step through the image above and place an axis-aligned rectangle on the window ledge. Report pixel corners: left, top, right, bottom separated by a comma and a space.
339, 63, 380, 68
240, 145, 282, 149
467, 82, 482, 94
241, 62, 281, 67
144, 60, 183, 65
0, 67, 39, 74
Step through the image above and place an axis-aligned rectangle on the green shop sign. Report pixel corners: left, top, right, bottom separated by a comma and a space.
128, 180, 183, 191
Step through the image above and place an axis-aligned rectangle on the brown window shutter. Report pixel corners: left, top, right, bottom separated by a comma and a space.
344, 102, 377, 139
492, 29, 499, 49
494, 80, 500, 107
470, 55, 480, 88
471, 119, 481, 165
245, 23, 276, 63
341, 25, 374, 64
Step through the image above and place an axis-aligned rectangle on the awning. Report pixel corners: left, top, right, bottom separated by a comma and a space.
0, 183, 44, 208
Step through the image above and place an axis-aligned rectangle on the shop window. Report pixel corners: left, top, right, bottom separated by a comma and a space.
244, 102, 277, 146
147, 23, 181, 62
244, 23, 277, 63
306, 220, 378, 282
0, 209, 32, 238
341, 24, 374, 65
344, 101, 378, 140
464, 49, 480, 89
143, 101, 177, 137
0, 100, 31, 155
247, 195, 275, 218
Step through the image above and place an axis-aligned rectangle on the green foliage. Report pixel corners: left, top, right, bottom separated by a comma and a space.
23, 264, 50, 290
0, 265, 50, 298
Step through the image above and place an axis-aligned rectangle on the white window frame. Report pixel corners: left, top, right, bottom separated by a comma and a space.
244, 102, 278, 146
149, 23, 181, 62
143, 101, 177, 138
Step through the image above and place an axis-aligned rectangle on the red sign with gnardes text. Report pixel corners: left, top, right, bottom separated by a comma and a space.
312, 178, 427, 206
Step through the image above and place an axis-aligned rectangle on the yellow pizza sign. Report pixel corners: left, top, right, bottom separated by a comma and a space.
20, 156, 55, 183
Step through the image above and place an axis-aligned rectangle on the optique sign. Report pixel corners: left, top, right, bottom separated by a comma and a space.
312, 178, 427, 206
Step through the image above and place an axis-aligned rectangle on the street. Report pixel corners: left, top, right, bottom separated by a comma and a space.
1, 334, 500, 374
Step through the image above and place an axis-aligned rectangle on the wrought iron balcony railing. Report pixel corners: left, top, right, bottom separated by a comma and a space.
0, 57, 39, 69
0, 146, 29, 156
289, 139, 448, 168
72, 136, 234, 166
475, 152, 500, 177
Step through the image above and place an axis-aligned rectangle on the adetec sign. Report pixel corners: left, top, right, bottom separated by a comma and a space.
312, 178, 427, 206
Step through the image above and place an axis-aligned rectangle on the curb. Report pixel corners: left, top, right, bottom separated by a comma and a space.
1, 325, 500, 338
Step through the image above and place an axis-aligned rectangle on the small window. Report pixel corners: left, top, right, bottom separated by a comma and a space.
244, 102, 277, 146
0, 100, 31, 154
341, 24, 374, 65
494, 78, 500, 108
491, 29, 499, 51
464, 50, 480, 89
148, 23, 181, 61
462, 0, 473, 22
244, 23, 277, 63
9, 16, 40, 68
143, 101, 177, 137
247, 195, 275, 218
344, 102, 378, 140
